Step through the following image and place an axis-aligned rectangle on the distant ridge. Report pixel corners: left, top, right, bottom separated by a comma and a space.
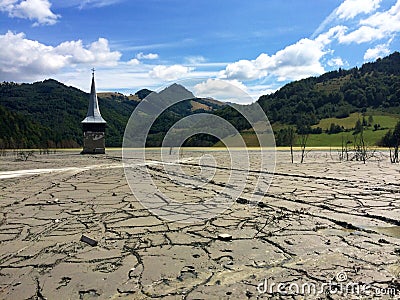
0, 81, 224, 148
258, 51, 400, 125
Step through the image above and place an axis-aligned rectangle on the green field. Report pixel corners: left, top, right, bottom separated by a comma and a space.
231, 129, 392, 148
313, 112, 400, 130
230, 112, 400, 147
306, 130, 390, 147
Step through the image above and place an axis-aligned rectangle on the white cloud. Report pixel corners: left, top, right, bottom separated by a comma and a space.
149, 65, 193, 81
55, 38, 120, 66
337, 0, 400, 44
184, 56, 206, 65
79, 0, 121, 7
222, 59, 264, 81
246, 84, 279, 100
338, 25, 386, 44
314, 25, 347, 45
336, 0, 381, 20
136, 52, 159, 60
193, 79, 253, 103
127, 58, 140, 65
0, 31, 121, 80
327, 57, 345, 67
55, 67, 155, 94
50, 0, 124, 9
220, 37, 326, 82
0, 0, 60, 25
360, 0, 400, 34
364, 42, 391, 61
85, 38, 121, 65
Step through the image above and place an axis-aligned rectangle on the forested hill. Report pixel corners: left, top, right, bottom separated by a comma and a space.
0, 80, 225, 149
257, 52, 400, 128
0, 79, 138, 148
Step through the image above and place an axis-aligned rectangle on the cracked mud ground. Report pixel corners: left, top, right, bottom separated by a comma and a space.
0, 150, 399, 299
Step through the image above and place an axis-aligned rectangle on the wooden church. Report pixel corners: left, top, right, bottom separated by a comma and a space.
81, 70, 107, 154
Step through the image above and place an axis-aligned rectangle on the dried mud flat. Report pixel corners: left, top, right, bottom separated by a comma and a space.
0, 149, 399, 299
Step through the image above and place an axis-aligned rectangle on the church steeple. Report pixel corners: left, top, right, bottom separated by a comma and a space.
81, 69, 107, 154
82, 69, 106, 124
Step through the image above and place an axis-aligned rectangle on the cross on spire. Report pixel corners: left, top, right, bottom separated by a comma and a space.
91, 68, 95, 76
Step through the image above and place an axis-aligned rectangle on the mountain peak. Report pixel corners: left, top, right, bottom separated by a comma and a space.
158, 83, 195, 102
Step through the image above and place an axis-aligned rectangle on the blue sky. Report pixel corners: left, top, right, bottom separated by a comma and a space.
0, 0, 399, 103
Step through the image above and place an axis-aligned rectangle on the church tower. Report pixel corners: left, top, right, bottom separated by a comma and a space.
81, 70, 107, 154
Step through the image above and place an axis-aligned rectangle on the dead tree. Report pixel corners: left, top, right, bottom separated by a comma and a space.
298, 130, 309, 164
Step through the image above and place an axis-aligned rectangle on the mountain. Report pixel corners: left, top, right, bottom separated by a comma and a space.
214, 52, 400, 146
0, 79, 138, 148
138, 83, 226, 147
0, 81, 225, 149
258, 52, 400, 126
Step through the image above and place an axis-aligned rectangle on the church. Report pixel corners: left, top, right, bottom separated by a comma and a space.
81, 70, 107, 154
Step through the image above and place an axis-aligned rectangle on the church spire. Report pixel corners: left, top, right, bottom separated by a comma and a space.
81, 70, 107, 154
82, 69, 106, 124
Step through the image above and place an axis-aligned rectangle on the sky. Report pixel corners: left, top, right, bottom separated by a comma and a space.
0, 0, 399, 103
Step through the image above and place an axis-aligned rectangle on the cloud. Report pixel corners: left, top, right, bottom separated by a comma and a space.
136, 52, 159, 60
221, 59, 263, 81
364, 42, 391, 61
0, 31, 121, 80
314, 25, 347, 45
194, 79, 252, 103
0, 0, 60, 25
50, 0, 124, 9
360, 0, 400, 35
336, 0, 381, 20
184, 56, 206, 65
327, 57, 345, 67
338, 25, 386, 44
77, 0, 123, 8
334, 0, 400, 44
55, 38, 121, 66
86, 0, 123, 7
149, 65, 193, 81
127, 58, 140, 65
220, 37, 326, 82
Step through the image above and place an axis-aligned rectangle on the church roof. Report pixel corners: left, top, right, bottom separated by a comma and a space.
82, 72, 107, 124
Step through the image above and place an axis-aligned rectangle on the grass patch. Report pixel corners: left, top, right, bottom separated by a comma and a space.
215, 112, 399, 147
314, 112, 362, 130
314, 112, 399, 130
222, 127, 393, 147
306, 129, 390, 147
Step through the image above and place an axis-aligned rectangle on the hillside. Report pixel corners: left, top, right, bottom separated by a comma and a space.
215, 52, 400, 147
0, 80, 138, 148
258, 52, 400, 125
260, 52, 400, 146
0, 80, 225, 148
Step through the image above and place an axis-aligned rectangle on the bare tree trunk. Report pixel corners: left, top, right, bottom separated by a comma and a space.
290, 144, 294, 164
299, 133, 309, 164
340, 136, 344, 161
288, 126, 295, 164
360, 130, 366, 164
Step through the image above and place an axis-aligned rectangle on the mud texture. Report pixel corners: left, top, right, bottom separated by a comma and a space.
0, 149, 399, 299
